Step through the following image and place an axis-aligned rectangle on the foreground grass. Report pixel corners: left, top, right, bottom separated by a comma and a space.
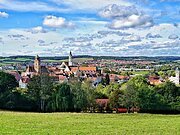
0, 111, 179, 135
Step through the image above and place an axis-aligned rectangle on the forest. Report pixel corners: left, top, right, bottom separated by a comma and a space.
0, 71, 179, 113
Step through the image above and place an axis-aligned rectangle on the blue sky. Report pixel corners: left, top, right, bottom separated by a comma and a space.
0, 0, 179, 56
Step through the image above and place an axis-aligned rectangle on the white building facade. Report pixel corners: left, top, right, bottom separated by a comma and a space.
169, 68, 179, 85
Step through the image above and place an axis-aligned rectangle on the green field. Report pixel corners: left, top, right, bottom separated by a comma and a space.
0, 57, 94, 66
42, 58, 93, 63
0, 112, 179, 135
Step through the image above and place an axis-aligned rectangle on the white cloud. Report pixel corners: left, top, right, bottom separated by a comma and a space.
43, 16, 75, 28
0, 0, 69, 12
0, 11, 8, 18
99, 4, 138, 19
1, 22, 180, 56
123, 35, 141, 42
51, 0, 131, 11
28, 26, 47, 34
146, 33, 162, 39
109, 14, 153, 29
0, 0, 131, 13
99, 4, 154, 29
0, 37, 4, 44
168, 34, 179, 40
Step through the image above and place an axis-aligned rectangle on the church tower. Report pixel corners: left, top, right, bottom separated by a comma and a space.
34, 55, 41, 74
68, 51, 73, 66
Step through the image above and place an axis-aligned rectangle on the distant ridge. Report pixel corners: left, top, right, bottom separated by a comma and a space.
1, 55, 180, 61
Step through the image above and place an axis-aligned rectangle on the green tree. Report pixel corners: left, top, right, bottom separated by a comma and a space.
155, 81, 180, 112
155, 81, 179, 103
109, 89, 124, 111
81, 80, 96, 112
0, 71, 18, 109
120, 76, 148, 112
158, 71, 166, 79
27, 74, 53, 112
95, 84, 108, 99
103, 83, 121, 98
52, 83, 73, 112
137, 86, 166, 112
71, 82, 88, 112
0, 71, 18, 93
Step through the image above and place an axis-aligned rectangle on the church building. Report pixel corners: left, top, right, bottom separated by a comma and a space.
19, 51, 100, 88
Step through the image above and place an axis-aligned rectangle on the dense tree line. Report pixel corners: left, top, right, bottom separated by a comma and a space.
0, 71, 179, 113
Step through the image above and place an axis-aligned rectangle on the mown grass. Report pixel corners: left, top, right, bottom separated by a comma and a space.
0, 111, 179, 135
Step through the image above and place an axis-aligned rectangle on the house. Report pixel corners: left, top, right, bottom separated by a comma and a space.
19, 76, 30, 88
19, 51, 99, 86
7, 71, 21, 82
108, 74, 129, 83
96, 99, 110, 112
148, 76, 163, 85
169, 68, 179, 85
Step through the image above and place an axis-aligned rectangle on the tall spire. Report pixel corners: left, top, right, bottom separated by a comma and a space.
35, 55, 40, 60
68, 51, 73, 66
34, 55, 41, 73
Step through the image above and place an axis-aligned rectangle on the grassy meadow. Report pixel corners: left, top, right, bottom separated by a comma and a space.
0, 111, 179, 135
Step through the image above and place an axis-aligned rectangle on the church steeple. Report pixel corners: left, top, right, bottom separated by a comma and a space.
68, 51, 73, 66
34, 55, 41, 73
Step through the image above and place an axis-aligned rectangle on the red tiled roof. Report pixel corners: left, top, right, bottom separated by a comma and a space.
117, 75, 129, 80
70, 67, 78, 72
96, 99, 109, 106
109, 74, 129, 80
70, 66, 97, 72
148, 76, 162, 85
7, 71, 21, 81
79, 67, 97, 71
59, 75, 67, 80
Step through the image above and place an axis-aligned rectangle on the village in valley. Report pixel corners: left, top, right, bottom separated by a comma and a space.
0, 51, 179, 114
1, 51, 179, 89
0, 0, 180, 134
0, 53, 180, 135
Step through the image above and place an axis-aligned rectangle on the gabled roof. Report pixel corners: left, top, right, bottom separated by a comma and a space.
7, 71, 21, 81
57, 62, 70, 69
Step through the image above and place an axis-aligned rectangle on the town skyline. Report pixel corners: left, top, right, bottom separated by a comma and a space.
0, 0, 180, 56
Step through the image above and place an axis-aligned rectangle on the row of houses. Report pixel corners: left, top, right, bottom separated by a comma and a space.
6, 52, 129, 88
5, 52, 179, 89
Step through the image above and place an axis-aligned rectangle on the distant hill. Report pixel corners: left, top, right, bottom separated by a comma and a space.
0, 55, 180, 66
92, 56, 180, 61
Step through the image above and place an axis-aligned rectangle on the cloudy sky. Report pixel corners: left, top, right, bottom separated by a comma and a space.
0, 0, 180, 56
